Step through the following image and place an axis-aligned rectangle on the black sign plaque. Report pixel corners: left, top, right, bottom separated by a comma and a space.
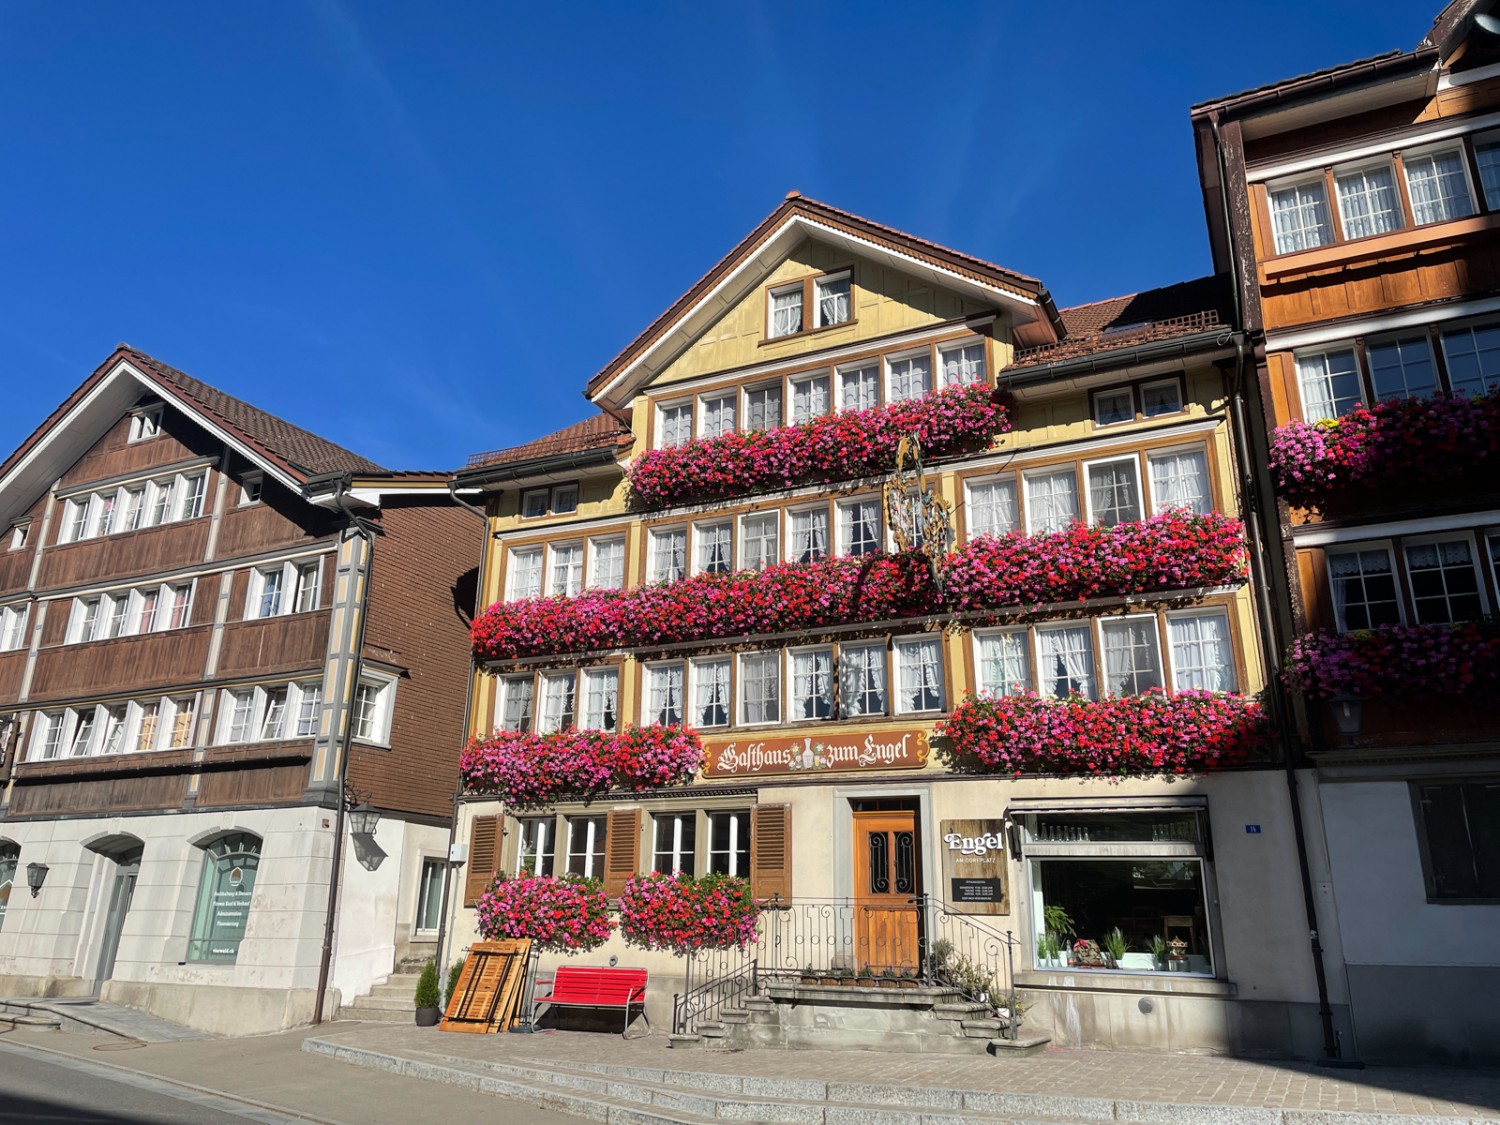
951, 877, 1005, 904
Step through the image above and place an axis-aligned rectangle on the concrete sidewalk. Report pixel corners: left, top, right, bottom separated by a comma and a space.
304, 1021, 1500, 1125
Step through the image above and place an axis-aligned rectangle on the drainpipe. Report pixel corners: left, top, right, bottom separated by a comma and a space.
1209, 113, 1348, 1065
433, 478, 493, 998
312, 475, 379, 1025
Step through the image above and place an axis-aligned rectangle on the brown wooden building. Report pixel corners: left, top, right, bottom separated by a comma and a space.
0, 346, 479, 1033
1193, 0, 1500, 1065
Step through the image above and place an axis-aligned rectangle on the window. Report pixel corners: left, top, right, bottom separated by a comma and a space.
260, 688, 288, 740
648, 528, 687, 584
0, 604, 28, 652
975, 630, 1030, 697
538, 673, 576, 733
739, 651, 780, 725
415, 858, 444, 932
32, 712, 63, 760
1140, 379, 1184, 417
216, 682, 316, 744
548, 541, 584, 597
790, 373, 830, 423
128, 406, 163, 443
239, 474, 263, 506
1148, 448, 1210, 515
1024, 468, 1079, 534
653, 812, 696, 875
69, 708, 97, 757
293, 684, 321, 737
516, 817, 555, 876
1335, 161, 1403, 239
1085, 458, 1143, 527
1093, 388, 1134, 426
1296, 348, 1362, 421
1404, 148, 1474, 225
588, 535, 625, 590
814, 272, 852, 329
1328, 547, 1402, 631
966, 478, 1017, 539
790, 647, 834, 721
1037, 624, 1096, 699
1440, 322, 1500, 396
788, 507, 828, 563
699, 394, 736, 439
745, 385, 782, 430
507, 547, 544, 601
691, 657, 731, 728
0, 842, 16, 932
1367, 336, 1437, 401
709, 810, 751, 876
521, 484, 578, 518
8, 523, 29, 551
695, 521, 733, 575
70, 580, 197, 642
1168, 611, 1237, 692
220, 689, 256, 744
657, 401, 693, 448
551, 485, 579, 515
1024, 809, 1214, 974
567, 816, 607, 878
56, 470, 207, 544
580, 667, 618, 731
1269, 177, 1333, 253
646, 662, 684, 726
1414, 781, 1500, 901
740, 513, 779, 571
887, 351, 931, 403
838, 499, 883, 557
352, 675, 397, 745
840, 642, 888, 717
99, 705, 129, 755
249, 559, 323, 619
496, 675, 534, 733
1404, 539, 1483, 624
188, 833, 261, 963
521, 489, 548, 519
1100, 617, 1163, 696
1476, 134, 1500, 209
838, 363, 879, 412
176, 473, 207, 522
939, 341, 985, 387
893, 636, 943, 714
769, 283, 804, 338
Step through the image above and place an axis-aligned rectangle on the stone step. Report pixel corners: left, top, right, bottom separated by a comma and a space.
345, 993, 415, 1012
335, 1004, 418, 1023
307, 1039, 1093, 1125
0, 1014, 61, 1031
961, 1018, 1005, 1038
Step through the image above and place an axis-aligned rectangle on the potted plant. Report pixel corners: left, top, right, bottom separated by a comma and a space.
1149, 935, 1168, 971
1036, 905, 1075, 967
1102, 927, 1128, 969
413, 960, 441, 1026
445, 958, 465, 1005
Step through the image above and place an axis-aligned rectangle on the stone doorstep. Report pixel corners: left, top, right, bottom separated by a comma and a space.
336, 1005, 419, 1024
306, 1034, 1500, 1125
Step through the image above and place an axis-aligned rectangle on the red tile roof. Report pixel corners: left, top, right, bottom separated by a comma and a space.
1007, 275, 1232, 370
465, 413, 634, 469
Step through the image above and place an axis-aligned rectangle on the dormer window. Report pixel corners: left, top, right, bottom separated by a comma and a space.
813, 271, 851, 329
8, 522, 29, 551
769, 283, 804, 339
239, 473, 263, 507
767, 269, 853, 340
128, 406, 164, 443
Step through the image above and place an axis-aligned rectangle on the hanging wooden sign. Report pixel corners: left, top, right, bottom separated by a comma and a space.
439, 939, 532, 1034
938, 819, 1009, 916
701, 728, 930, 779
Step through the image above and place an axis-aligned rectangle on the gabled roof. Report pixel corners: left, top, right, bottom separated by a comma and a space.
585, 193, 1062, 409
1007, 275, 1232, 371
465, 413, 634, 471
0, 346, 387, 529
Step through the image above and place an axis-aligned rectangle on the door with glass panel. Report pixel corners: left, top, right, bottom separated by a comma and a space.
94, 847, 143, 993
852, 810, 920, 972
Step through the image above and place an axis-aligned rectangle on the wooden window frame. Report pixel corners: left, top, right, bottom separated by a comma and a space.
763, 268, 856, 344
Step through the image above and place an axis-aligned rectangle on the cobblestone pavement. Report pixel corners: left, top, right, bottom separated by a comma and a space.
317, 1021, 1500, 1120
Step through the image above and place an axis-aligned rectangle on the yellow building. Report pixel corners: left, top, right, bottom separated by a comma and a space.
443, 196, 1334, 1056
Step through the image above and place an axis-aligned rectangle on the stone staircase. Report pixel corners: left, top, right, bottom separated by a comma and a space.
337, 969, 424, 1023
670, 982, 1049, 1057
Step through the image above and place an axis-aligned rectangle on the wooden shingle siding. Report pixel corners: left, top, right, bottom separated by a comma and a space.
215, 611, 332, 679
27, 627, 214, 700
36, 521, 213, 590
57, 413, 207, 489
196, 762, 309, 807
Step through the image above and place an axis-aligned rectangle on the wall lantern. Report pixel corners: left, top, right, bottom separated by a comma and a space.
348, 800, 381, 838
1330, 694, 1363, 740
25, 862, 48, 898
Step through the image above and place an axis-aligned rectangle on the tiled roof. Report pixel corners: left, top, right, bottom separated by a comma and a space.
465, 413, 634, 469
121, 347, 386, 476
1007, 276, 1232, 370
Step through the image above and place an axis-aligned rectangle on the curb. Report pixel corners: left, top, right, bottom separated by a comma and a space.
302, 1033, 1500, 1125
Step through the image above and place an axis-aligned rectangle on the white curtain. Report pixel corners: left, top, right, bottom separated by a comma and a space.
650, 665, 684, 725
969, 480, 1017, 537
694, 660, 730, 727
740, 653, 779, 724
941, 343, 985, 387
840, 645, 887, 716
1406, 151, 1473, 225
844, 501, 881, 555
1168, 614, 1234, 692
742, 515, 778, 570
897, 638, 942, 711
977, 632, 1029, 696
792, 650, 834, 719
698, 525, 732, 573
1037, 627, 1094, 699
1149, 451, 1209, 514
652, 531, 686, 582
1026, 470, 1079, 533
747, 387, 782, 430
793, 375, 829, 422
792, 509, 828, 562
1269, 182, 1330, 253
1088, 462, 1141, 527
772, 289, 803, 337
1102, 620, 1162, 696
840, 366, 878, 411
817, 276, 850, 326
502, 677, 533, 731
1336, 165, 1401, 239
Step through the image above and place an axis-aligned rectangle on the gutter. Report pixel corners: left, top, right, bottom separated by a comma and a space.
454, 445, 623, 489
1003, 329, 1233, 386
1189, 47, 1436, 121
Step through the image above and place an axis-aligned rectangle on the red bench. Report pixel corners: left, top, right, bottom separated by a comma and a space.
534, 965, 650, 1038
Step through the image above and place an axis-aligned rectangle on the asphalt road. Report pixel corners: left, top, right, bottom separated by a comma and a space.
0, 1039, 305, 1125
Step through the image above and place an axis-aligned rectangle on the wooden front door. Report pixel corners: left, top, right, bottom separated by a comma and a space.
852, 810, 921, 972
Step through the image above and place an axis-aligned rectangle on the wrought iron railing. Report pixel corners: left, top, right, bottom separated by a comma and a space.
671, 896, 1022, 1038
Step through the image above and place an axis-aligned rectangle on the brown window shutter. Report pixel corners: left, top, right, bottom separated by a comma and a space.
463, 815, 501, 907
751, 804, 792, 903
602, 808, 640, 899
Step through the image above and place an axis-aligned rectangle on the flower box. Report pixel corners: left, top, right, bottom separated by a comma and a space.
936, 688, 1267, 777
474, 874, 614, 952
1284, 621, 1500, 700
470, 512, 1248, 664
617, 873, 761, 954
460, 725, 703, 808
627, 384, 1011, 511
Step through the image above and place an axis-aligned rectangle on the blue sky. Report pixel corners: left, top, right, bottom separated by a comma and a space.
1, 2, 1422, 471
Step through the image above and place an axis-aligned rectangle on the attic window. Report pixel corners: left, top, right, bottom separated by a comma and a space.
129, 406, 164, 443
239, 474, 264, 507
766, 269, 854, 341
8, 522, 29, 551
